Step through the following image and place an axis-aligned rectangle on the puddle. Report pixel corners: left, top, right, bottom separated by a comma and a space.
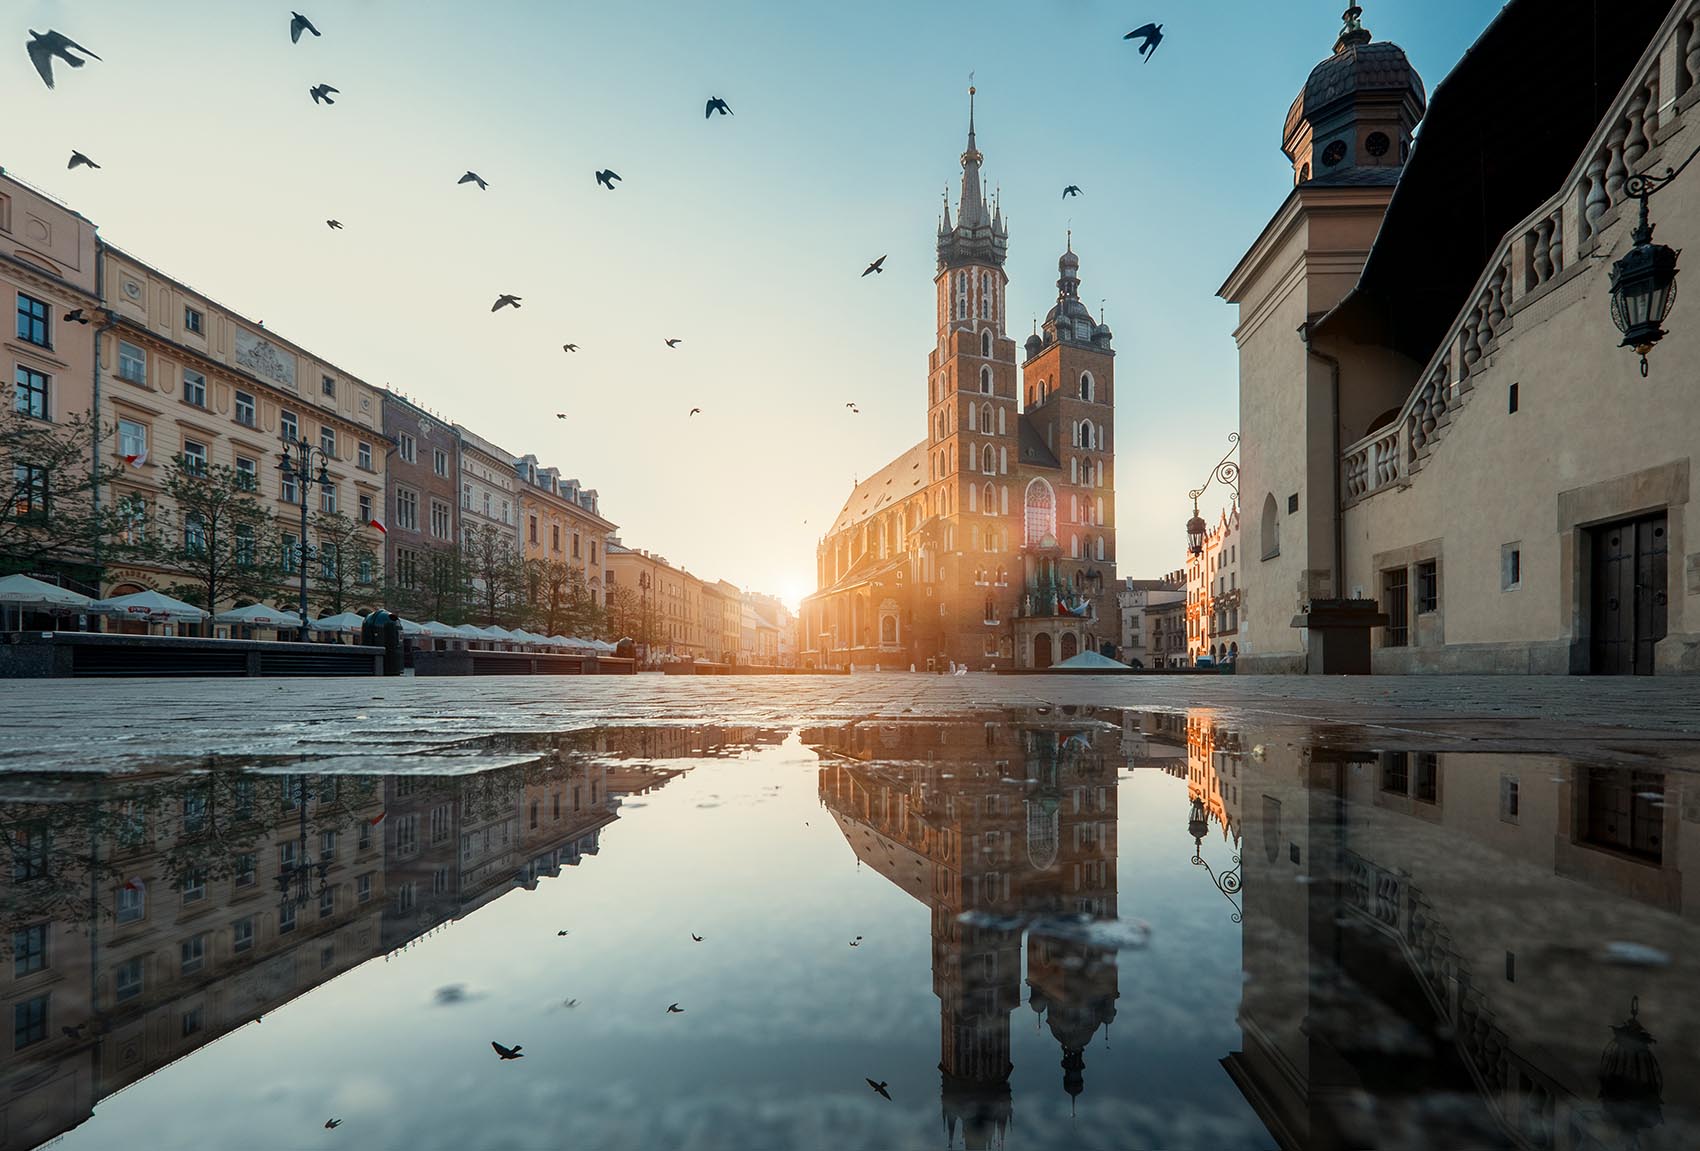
2, 710, 1694, 1150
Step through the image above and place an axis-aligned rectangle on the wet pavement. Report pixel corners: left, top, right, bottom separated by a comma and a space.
1, 677, 1697, 1150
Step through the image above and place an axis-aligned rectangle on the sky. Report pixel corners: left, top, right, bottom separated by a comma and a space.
6, 0, 1495, 606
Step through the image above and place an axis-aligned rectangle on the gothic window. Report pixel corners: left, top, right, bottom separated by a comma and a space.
1071, 534, 1080, 558
1070, 458, 1079, 484
968, 405, 978, 431
968, 443, 978, 472
1039, 379, 1049, 402
936, 411, 945, 441
983, 481, 995, 515
1096, 496, 1105, 524
980, 402, 993, 432
997, 408, 1006, 435
1001, 485, 1009, 514
968, 484, 977, 511
981, 445, 994, 474
1023, 479, 1056, 546
1096, 536, 1106, 561
1096, 460, 1104, 487
981, 330, 991, 358
980, 273, 992, 319
1080, 371, 1095, 402
980, 366, 991, 394
1070, 493, 1078, 523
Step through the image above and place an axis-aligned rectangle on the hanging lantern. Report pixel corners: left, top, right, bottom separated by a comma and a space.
1610, 168, 1689, 376
1186, 500, 1207, 556
1598, 996, 1663, 1138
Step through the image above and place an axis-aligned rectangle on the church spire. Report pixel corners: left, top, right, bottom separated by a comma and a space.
958, 86, 986, 226
936, 88, 1007, 272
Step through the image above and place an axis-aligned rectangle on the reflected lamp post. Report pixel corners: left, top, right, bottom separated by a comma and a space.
1187, 795, 1243, 923
1186, 433, 1240, 557
275, 775, 329, 912
276, 437, 334, 642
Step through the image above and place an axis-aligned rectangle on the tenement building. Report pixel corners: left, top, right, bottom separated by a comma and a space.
1221, 0, 1700, 674
802, 97, 1120, 670
381, 391, 459, 598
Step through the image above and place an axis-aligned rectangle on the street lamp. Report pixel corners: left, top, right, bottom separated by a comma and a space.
1609, 145, 1699, 376
277, 436, 334, 642
1186, 432, 1240, 556
275, 775, 329, 911
1187, 794, 1243, 923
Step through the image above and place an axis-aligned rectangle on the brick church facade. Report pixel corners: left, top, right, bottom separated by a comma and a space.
801, 95, 1120, 670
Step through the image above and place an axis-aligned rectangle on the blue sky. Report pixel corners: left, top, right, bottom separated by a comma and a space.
7, 0, 1495, 602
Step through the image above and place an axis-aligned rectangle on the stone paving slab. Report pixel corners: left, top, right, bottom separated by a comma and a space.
3, 672, 1699, 773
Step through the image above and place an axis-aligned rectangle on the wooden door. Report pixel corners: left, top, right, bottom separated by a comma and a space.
1590, 513, 1667, 674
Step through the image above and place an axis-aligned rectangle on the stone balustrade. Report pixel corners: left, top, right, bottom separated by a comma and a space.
1342, 0, 1700, 508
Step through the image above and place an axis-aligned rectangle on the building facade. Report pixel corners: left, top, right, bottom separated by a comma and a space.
514, 454, 614, 607
605, 542, 705, 659
380, 391, 459, 601
1117, 572, 1186, 667
1223, 0, 1700, 674
1187, 505, 1241, 663
802, 99, 1121, 670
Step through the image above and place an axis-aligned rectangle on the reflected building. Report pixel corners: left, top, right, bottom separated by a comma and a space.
810, 711, 1121, 1146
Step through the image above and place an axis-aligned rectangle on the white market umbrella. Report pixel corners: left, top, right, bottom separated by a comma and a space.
215, 603, 306, 629
89, 589, 208, 622
419, 620, 459, 638
392, 617, 423, 636
0, 573, 93, 612
309, 611, 367, 634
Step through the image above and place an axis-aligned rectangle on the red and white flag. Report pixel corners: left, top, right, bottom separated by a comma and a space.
368, 810, 387, 826
367, 517, 387, 535
123, 448, 148, 469
122, 876, 145, 893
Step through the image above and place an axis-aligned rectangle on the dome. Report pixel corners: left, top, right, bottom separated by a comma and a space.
1025, 332, 1044, 357
1059, 247, 1080, 274
1286, 40, 1425, 143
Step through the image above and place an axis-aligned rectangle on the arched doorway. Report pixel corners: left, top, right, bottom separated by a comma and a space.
1034, 633, 1053, 669
1060, 633, 1079, 661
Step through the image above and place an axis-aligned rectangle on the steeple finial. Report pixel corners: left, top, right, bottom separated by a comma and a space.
1335, 5, 1371, 52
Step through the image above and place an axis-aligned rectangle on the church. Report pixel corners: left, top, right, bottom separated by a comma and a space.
800, 95, 1121, 671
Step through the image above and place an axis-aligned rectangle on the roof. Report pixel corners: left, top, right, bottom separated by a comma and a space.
813, 552, 909, 598
828, 440, 929, 535
1016, 415, 1060, 470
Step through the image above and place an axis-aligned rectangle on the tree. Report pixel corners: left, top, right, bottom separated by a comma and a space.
604, 582, 654, 646
525, 558, 604, 638
0, 405, 126, 580
311, 511, 379, 616
463, 524, 525, 626
144, 456, 281, 615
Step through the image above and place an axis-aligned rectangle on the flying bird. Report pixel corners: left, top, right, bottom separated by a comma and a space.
705, 97, 733, 118
1062, 185, 1082, 198
556, 929, 570, 936
458, 171, 488, 190
688, 408, 702, 417
290, 12, 321, 43
666, 1003, 685, 1014
556, 413, 567, 420
491, 1041, 524, 1060
562, 343, 578, 352
1125, 23, 1164, 60
562, 999, 579, 1009
310, 83, 339, 105
866, 1079, 892, 1101
27, 31, 101, 90
491, 294, 522, 312
326, 219, 343, 230
596, 170, 621, 190
846, 403, 859, 414
862, 256, 886, 277
691, 933, 703, 942
324, 1119, 342, 1130
63, 308, 90, 324
67, 151, 99, 171
664, 338, 682, 348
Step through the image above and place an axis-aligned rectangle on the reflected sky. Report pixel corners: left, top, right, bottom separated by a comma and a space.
2, 712, 1695, 1150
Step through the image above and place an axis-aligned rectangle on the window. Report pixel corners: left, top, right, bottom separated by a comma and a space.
1508, 382, 1519, 413
180, 869, 206, 905
501, 499, 510, 524
397, 432, 416, 463
1288, 493, 1300, 514
281, 533, 298, 574
181, 440, 207, 477
320, 482, 337, 515
358, 441, 373, 470
13, 465, 48, 519
1499, 775, 1520, 823
233, 916, 255, 953
320, 829, 337, 863
357, 873, 372, 903
180, 934, 206, 974
117, 883, 145, 924
280, 409, 299, 444
980, 366, 992, 394
430, 805, 451, 844
281, 471, 298, 504
182, 1006, 203, 1037
357, 819, 372, 851
115, 957, 143, 1001
1415, 560, 1438, 614
395, 548, 417, 587
397, 488, 418, 531
118, 418, 148, 463
234, 778, 255, 820
16, 292, 49, 346
235, 852, 256, 887
1502, 543, 1522, 591
182, 370, 207, 408
358, 555, 373, 584
433, 448, 447, 477
1080, 371, 1094, 402
528, 514, 538, 543
393, 883, 417, 914
981, 330, 992, 357
13, 830, 48, 882
183, 791, 208, 834
319, 545, 336, 581
1413, 752, 1438, 802
1023, 479, 1056, 546
551, 523, 561, 551
590, 540, 597, 564
396, 814, 419, 856
13, 924, 47, 977
320, 427, 336, 456
279, 901, 296, 935
229, 457, 259, 495
14, 366, 49, 419
183, 306, 204, 334
572, 531, 581, 559
1382, 568, 1409, 647
322, 375, 337, 398
1260, 493, 1279, 561
118, 340, 147, 384
235, 523, 255, 567
234, 390, 256, 427
358, 493, 373, 524
318, 887, 335, 919
14, 996, 48, 1049
461, 482, 472, 509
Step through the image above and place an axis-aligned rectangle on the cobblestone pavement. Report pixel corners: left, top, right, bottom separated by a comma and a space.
4, 672, 1699, 773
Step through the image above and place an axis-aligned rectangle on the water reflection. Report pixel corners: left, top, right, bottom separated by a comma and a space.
0, 711, 1694, 1150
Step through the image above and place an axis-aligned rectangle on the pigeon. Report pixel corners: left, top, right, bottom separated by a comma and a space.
290, 12, 321, 43
63, 308, 90, 324
862, 256, 886, 277
665, 338, 682, 348
1125, 23, 1164, 60
491, 1041, 524, 1060
562, 343, 579, 352
27, 31, 101, 90
596, 170, 621, 190
705, 97, 733, 118
310, 83, 339, 105
846, 403, 859, 414
688, 408, 702, 417
492, 294, 522, 312
850, 935, 863, 947
691, 933, 703, 942
325, 219, 343, 230
1062, 185, 1082, 198
555, 413, 567, 420
324, 1119, 342, 1130
68, 151, 100, 171
458, 171, 488, 190
556, 929, 569, 935
666, 1003, 685, 1014
562, 999, 579, 1009
866, 1078, 892, 1101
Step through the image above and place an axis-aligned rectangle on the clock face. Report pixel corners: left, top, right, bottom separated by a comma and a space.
1365, 131, 1391, 158
1322, 140, 1348, 167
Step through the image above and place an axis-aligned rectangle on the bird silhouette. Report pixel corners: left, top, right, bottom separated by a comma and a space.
27, 31, 101, 90
556, 929, 570, 935
491, 294, 521, 312
862, 256, 886, 277
705, 97, 733, 118
555, 413, 567, 420
688, 408, 702, 417
67, 151, 99, 171
849, 935, 864, 946
562, 343, 578, 352
846, 403, 860, 414
563, 999, 579, 1009
866, 1079, 892, 1101
665, 338, 682, 348
1062, 185, 1082, 198
326, 219, 343, 230
324, 1119, 342, 1129
1125, 23, 1164, 60
666, 1003, 685, 1014
596, 169, 621, 190
691, 933, 703, 942
310, 83, 339, 105
491, 1041, 524, 1060
63, 308, 90, 324
290, 12, 321, 43
458, 171, 488, 190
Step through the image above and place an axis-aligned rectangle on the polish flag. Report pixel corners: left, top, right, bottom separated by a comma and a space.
122, 876, 145, 892
367, 517, 387, 535
123, 448, 148, 469
368, 810, 387, 826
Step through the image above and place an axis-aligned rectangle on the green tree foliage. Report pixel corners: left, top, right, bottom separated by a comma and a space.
311, 510, 379, 616
0, 405, 126, 578
144, 456, 282, 614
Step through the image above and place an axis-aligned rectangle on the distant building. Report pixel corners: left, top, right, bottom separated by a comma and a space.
381, 392, 459, 601
1186, 505, 1241, 663
1117, 571, 1186, 667
514, 453, 616, 607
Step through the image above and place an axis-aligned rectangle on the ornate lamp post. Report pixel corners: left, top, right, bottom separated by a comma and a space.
1609, 145, 1699, 376
277, 436, 334, 642
1186, 433, 1240, 556
1598, 995, 1663, 1142
1187, 795, 1243, 922
275, 775, 329, 911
